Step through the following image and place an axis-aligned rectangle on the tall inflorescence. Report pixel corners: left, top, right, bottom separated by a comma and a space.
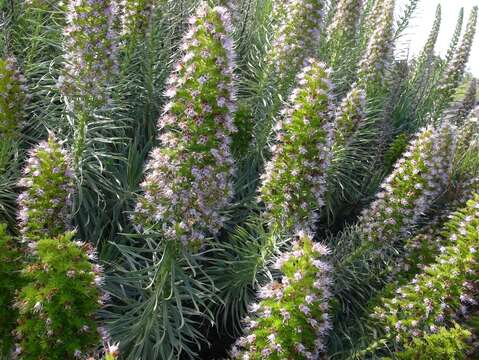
0, 56, 28, 139
327, 0, 362, 40
259, 59, 335, 234
59, 0, 119, 110
0, 224, 20, 356
411, 4, 441, 82
333, 87, 366, 146
327, 0, 362, 64
231, 232, 332, 360
133, 3, 237, 247
13, 232, 109, 360
445, 8, 464, 64
455, 79, 477, 124
267, 0, 325, 85
436, 6, 478, 115
359, 122, 457, 243
357, 0, 395, 89
17, 133, 75, 244
372, 194, 479, 352
119, 0, 156, 39
456, 107, 479, 154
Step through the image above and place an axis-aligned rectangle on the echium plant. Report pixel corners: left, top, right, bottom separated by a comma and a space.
445, 8, 464, 64
359, 122, 457, 243
134, 3, 237, 246
13, 232, 108, 360
17, 133, 75, 243
356, 0, 395, 90
60, 0, 119, 109
372, 194, 479, 354
327, 0, 362, 42
267, 0, 325, 85
119, 0, 156, 39
0, 224, 20, 356
0, 56, 28, 139
231, 232, 332, 360
435, 6, 478, 117
333, 87, 366, 146
326, 0, 363, 69
259, 59, 335, 234
410, 4, 441, 83
455, 79, 477, 124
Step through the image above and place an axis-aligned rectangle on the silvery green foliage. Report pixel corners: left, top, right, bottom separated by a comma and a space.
436, 7, 478, 115
357, 0, 395, 89
0, 56, 28, 139
359, 122, 457, 243
259, 59, 335, 234
333, 87, 366, 146
133, 2, 237, 247
231, 232, 332, 360
372, 194, 479, 354
268, 0, 325, 84
17, 134, 75, 243
59, 0, 119, 109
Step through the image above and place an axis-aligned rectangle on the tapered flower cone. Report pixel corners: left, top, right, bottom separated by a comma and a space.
17, 133, 75, 243
134, 2, 237, 247
259, 59, 335, 234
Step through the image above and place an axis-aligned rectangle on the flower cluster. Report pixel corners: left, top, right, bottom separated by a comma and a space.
133, 3, 237, 247
17, 133, 75, 243
455, 79, 477, 124
456, 108, 479, 154
394, 325, 472, 359
436, 7, 478, 114
267, 0, 325, 84
259, 59, 335, 234
357, 0, 395, 89
388, 175, 479, 288
0, 56, 28, 139
0, 224, 20, 356
231, 232, 332, 360
333, 87, 366, 146
13, 232, 108, 360
327, 0, 363, 44
372, 194, 479, 351
59, 0, 119, 109
359, 122, 457, 243
119, 0, 156, 39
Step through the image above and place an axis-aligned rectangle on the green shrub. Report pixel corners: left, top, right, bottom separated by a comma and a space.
372, 194, 479, 354
13, 232, 106, 360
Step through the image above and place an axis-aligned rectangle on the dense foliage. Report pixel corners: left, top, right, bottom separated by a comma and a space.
0, 0, 478, 359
